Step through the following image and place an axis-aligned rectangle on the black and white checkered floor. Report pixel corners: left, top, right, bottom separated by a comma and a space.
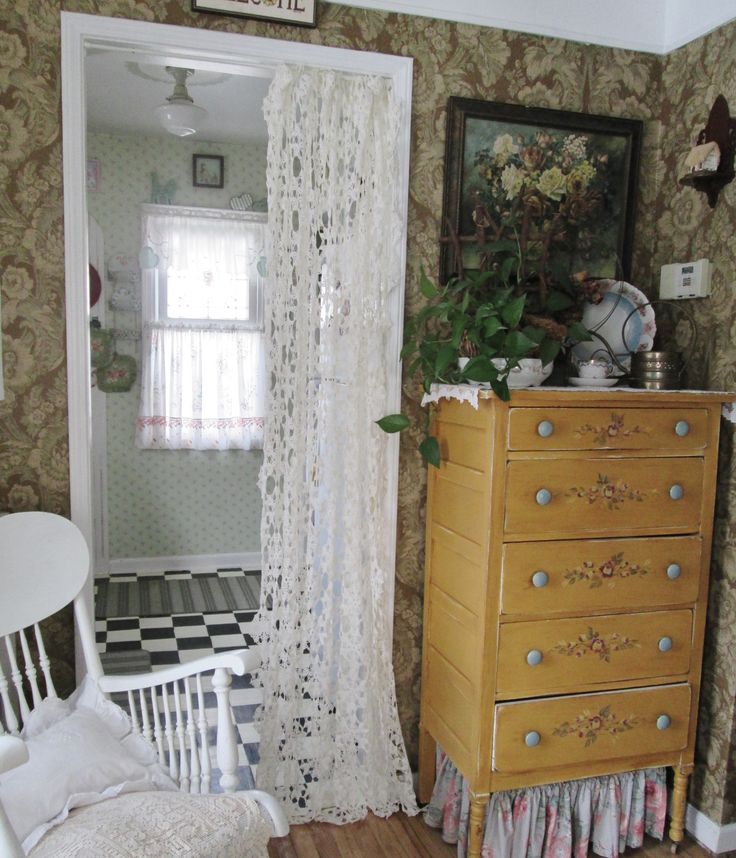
95, 567, 261, 789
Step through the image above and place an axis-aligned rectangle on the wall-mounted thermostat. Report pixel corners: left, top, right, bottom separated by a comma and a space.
659, 258, 711, 299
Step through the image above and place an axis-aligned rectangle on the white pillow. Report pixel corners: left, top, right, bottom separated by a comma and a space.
0, 677, 177, 854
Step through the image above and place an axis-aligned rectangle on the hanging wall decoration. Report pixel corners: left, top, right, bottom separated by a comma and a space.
193, 154, 224, 189
86, 158, 101, 191
192, 0, 317, 28
440, 98, 642, 285
97, 353, 137, 393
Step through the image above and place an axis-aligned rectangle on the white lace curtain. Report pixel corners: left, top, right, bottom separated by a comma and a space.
136, 208, 266, 451
255, 66, 417, 824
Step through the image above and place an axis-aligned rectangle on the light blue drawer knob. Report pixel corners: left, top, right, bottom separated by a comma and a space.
669, 484, 684, 501
667, 563, 682, 580
532, 571, 549, 588
537, 420, 554, 438
535, 489, 552, 506
658, 636, 673, 652
525, 731, 541, 748
675, 420, 690, 437
656, 714, 671, 731
526, 649, 543, 666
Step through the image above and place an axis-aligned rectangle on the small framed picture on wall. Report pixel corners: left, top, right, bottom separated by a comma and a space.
193, 154, 225, 189
86, 158, 101, 191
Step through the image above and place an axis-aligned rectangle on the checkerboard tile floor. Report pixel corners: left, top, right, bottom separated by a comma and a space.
96, 570, 262, 789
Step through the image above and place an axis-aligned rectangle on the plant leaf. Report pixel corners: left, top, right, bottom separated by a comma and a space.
419, 435, 441, 468
522, 325, 546, 345
568, 321, 593, 343
546, 289, 575, 312
420, 269, 439, 299
483, 316, 504, 338
375, 414, 410, 434
538, 337, 562, 366
435, 344, 457, 375
503, 330, 538, 357
500, 294, 526, 328
500, 255, 517, 284
463, 355, 495, 382
491, 376, 511, 401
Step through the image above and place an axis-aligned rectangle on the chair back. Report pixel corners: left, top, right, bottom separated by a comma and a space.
0, 512, 90, 734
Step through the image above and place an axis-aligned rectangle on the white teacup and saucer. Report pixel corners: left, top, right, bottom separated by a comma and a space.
569, 357, 619, 387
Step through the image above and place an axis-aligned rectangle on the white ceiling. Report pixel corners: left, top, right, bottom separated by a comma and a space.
338, 0, 735, 54
85, 1, 736, 145
85, 50, 271, 145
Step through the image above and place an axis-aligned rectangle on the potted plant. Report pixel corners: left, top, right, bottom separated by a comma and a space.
378, 238, 592, 466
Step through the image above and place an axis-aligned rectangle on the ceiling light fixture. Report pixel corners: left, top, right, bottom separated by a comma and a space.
154, 67, 207, 137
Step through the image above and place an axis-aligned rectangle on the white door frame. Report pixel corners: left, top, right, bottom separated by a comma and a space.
60, 11, 413, 677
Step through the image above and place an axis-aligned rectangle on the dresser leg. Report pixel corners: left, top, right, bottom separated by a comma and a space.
417, 726, 435, 805
669, 767, 689, 850
468, 792, 488, 858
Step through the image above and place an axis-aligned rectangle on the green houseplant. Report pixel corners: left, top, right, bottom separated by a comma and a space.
379, 238, 592, 466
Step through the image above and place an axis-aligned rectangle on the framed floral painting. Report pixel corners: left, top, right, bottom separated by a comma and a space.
440, 98, 642, 287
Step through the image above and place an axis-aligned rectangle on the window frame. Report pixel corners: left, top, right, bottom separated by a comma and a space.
141, 203, 267, 331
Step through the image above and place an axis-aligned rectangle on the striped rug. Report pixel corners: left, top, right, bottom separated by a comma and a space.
96, 572, 261, 619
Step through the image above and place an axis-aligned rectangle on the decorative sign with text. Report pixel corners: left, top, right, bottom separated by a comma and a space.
192, 0, 317, 27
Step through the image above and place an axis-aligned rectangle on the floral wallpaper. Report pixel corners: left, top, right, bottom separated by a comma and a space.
654, 19, 736, 828
1, 0, 735, 826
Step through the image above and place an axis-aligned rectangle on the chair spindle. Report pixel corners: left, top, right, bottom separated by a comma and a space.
33, 624, 56, 699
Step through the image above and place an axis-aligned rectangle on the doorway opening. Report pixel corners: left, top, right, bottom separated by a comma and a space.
62, 9, 412, 788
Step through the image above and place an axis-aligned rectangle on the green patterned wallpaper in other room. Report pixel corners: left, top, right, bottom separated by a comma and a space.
87, 132, 267, 560
105, 388, 263, 558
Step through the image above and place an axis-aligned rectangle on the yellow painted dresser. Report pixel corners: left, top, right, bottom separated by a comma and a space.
417, 388, 730, 858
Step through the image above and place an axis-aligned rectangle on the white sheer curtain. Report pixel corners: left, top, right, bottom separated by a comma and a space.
136, 207, 266, 451
255, 66, 417, 823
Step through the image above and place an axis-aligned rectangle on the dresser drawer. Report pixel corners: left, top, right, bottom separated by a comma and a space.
504, 457, 704, 537
496, 609, 692, 697
508, 407, 709, 452
501, 535, 701, 616
493, 684, 690, 772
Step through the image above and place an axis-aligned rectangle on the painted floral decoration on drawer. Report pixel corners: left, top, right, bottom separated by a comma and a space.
564, 552, 650, 588
552, 705, 640, 747
573, 412, 650, 445
566, 473, 647, 510
551, 626, 640, 662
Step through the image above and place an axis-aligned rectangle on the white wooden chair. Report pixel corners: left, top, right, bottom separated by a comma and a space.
0, 511, 287, 857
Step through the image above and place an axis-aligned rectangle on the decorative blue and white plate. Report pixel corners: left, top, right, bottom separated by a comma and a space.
572, 280, 656, 375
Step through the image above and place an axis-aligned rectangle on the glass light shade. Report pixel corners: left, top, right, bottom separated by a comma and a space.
154, 99, 208, 137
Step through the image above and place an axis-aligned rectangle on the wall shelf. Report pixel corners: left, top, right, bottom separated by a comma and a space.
679, 95, 736, 208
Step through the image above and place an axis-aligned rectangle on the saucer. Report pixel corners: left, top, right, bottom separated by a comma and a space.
568, 377, 619, 388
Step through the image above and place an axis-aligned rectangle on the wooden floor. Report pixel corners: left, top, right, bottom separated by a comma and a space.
268, 812, 712, 857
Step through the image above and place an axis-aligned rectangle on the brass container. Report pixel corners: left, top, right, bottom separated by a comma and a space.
630, 351, 683, 390
630, 351, 683, 374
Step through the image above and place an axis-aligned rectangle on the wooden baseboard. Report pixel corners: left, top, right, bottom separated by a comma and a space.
686, 803, 736, 853
104, 551, 261, 576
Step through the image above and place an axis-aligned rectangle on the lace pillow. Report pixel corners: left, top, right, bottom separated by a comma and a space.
0, 678, 176, 854
29, 791, 272, 857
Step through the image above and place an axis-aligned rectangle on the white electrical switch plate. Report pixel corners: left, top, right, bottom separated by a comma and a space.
659, 259, 711, 299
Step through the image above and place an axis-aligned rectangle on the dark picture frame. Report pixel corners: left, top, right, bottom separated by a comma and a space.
193, 154, 224, 189
440, 97, 642, 285
192, 0, 317, 28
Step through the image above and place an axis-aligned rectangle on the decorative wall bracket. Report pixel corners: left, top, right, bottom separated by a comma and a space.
679, 95, 736, 208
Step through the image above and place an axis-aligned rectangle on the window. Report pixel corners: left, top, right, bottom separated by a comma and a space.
136, 205, 267, 451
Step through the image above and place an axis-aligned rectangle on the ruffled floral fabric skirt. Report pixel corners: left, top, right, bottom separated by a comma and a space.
424, 748, 667, 858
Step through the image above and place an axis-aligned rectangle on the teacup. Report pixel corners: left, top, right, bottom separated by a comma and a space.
577, 359, 612, 379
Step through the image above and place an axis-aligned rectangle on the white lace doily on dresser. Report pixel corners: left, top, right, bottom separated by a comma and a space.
421, 383, 736, 422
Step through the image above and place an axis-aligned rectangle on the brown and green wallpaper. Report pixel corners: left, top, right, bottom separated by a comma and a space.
1, 0, 735, 826
654, 21, 736, 827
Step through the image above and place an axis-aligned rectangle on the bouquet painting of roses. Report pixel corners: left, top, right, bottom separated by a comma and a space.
441, 99, 642, 298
